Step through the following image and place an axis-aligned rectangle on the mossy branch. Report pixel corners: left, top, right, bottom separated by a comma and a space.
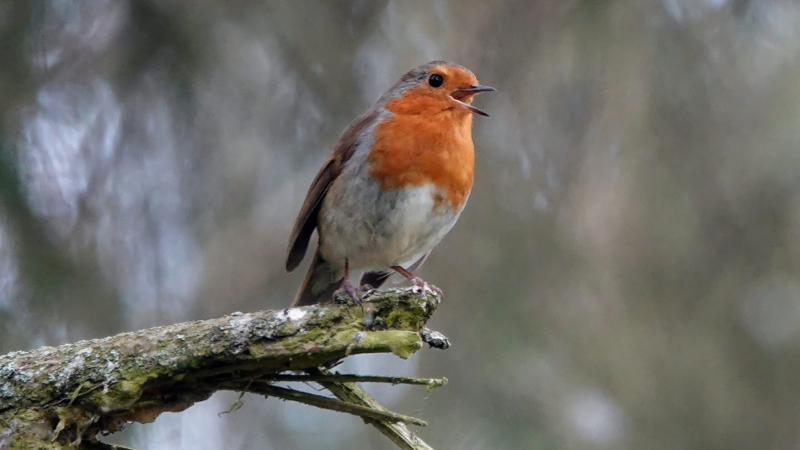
0, 288, 443, 449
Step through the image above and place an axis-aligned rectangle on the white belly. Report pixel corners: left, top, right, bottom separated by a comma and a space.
318, 178, 464, 271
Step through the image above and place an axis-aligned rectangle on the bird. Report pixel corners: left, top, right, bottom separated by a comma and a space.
286, 61, 494, 307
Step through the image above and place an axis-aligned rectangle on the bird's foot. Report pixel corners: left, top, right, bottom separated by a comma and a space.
389, 265, 443, 298
357, 284, 378, 301
333, 280, 361, 305
409, 277, 443, 298
358, 283, 375, 295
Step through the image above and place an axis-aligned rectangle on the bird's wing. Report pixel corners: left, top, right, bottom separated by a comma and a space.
285, 107, 382, 272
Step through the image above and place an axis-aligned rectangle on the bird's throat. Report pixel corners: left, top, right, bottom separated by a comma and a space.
366, 103, 475, 213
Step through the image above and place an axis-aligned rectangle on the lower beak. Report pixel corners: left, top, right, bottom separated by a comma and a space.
451, 84, 496, 117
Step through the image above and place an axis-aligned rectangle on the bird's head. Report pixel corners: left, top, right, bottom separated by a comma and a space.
379, 61, 495, 117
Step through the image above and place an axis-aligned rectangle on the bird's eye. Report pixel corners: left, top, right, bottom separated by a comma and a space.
428, 73, 444, 88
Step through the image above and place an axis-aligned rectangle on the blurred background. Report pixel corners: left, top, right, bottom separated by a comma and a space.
2, 0, 800, 448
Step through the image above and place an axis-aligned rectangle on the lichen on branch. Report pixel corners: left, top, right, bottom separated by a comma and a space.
0, 288, 442, 449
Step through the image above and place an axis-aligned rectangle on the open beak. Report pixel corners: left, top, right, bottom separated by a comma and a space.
450, 85, 496, 117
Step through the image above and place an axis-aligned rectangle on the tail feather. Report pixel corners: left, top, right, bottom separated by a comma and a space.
361, 253, 429, 287
360, 271, 392, 289
292, 248, 343, 307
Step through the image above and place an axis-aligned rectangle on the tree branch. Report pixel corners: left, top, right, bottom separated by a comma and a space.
310, 368, 436, 450
262, 373, 447, 388
233, 383, 427, 426
0, 288, 443, 449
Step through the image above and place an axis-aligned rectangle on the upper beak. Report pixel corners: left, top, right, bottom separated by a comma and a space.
450, 84, 496, 117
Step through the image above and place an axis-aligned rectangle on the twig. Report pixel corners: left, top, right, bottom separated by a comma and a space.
309, 368, 436, 450
232, 383, 427, 427
261, 374, 447, 388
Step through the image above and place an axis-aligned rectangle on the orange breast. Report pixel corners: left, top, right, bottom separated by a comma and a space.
367, 94, 475, 212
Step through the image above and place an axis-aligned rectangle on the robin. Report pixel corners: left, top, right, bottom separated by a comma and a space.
286, 61, 494, 307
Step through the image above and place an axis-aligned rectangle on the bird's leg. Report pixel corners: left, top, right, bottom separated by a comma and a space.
334, 258, 361, 304
390, 265, 443, 298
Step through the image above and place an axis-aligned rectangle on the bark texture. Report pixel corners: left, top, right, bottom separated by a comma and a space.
0, 288, 440, 449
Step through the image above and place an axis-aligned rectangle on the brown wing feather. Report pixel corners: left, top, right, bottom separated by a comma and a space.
286, 107, 382, 272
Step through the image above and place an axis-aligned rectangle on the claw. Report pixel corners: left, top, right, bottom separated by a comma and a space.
390, 265, 444, 298
333, 279, 361, 304
409, 277, 443, 298
357, 284, 377, 301
333, 258, 363, 304
358, 284, 375, 294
